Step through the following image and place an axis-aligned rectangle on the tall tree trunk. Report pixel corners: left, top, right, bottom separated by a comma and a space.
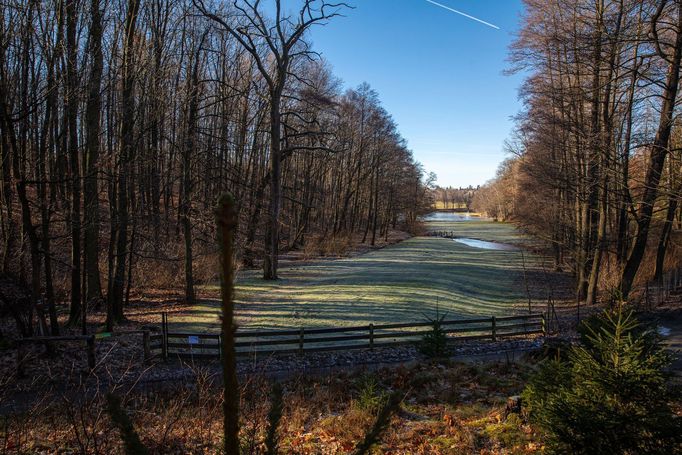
108, 0, 140, 327
84, 0, 104, 302
180, 33, 206, 304
263, 89, 282, 280
66, 0, 83, 325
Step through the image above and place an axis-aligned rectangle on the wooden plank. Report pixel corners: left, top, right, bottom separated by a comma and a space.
372, 331, 422, 340
235, 338, 301, 348
495, 314, 542, 322
451, 334, 497, 342
496, 322, 541, 331
302, 333, 370, 344
376, 317, 493, 330
443, 326, 491, 334
236, 329, 303, 337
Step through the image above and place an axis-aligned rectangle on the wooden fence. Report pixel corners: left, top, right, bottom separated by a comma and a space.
149, 313, 545, 362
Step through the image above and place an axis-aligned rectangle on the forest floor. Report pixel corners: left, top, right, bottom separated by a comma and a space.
2, 356, 552, 454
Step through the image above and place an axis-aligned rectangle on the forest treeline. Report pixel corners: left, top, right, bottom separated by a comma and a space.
430, 185, 478, 211
0, 0, 432, 335
474, 0, 682, 303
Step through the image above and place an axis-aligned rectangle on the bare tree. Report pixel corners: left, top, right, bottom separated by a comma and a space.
194, 0, 350, 279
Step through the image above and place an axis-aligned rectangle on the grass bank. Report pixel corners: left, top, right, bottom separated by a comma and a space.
176, 221, 535, 332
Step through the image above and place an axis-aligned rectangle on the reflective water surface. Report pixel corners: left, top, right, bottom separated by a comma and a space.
453, 238, 520, 251
422, 212, 484, 222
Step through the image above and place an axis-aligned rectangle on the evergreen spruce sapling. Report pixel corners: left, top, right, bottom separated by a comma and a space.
419, 311, 449, 358
523, 308, 682, 454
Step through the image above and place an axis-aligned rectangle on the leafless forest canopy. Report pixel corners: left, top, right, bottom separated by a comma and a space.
1, 0, 682, 339
0, 0, 433, 335
473, 0, 682, 304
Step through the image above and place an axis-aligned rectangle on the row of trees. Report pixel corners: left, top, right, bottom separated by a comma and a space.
0, 0, 431, 335
430, 185, 478, 211
480, 0, 682, 303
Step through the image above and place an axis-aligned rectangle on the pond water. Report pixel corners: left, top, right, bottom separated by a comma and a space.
422, 212, 484, 222
657, 326, 672, 337
453, 238, 520, 251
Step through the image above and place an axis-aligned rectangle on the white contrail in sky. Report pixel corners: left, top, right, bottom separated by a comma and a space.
424, 0, 500, 30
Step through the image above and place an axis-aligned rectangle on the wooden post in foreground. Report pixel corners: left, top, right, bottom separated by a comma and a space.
215, 193, 239, 455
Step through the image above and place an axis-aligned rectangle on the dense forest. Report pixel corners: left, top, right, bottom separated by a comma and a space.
475, 0, 682, 304
0, 0, 432, 335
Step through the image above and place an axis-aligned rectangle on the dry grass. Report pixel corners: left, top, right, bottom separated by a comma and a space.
0, 360, 549, 454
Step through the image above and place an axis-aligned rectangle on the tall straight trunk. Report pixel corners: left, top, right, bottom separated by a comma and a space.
84, 0, 103, 302
586, 182, 608, 305
263, 87, 283, 280
0, 75, 13, 274
587, 0, 623, 305
582, 1, 603, 303
616, 4, 643, 264
654, 155, 680, 280
654, 194, 678, 280
38, 11, 62, 335
66, 0, 82, 325
108, 0, 140, 327
621, 1, 682, 298
180, 35, 205, 304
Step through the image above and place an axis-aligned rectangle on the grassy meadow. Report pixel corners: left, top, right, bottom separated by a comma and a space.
175, 219, 534, 332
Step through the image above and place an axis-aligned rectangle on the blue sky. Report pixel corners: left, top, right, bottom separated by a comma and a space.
306, 0, 526, 187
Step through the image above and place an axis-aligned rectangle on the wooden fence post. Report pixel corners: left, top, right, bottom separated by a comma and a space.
491, 316, 497, 342
369, 323, 374, 350
299, 327, 304, 354
142, 330, 150, 363
86, 336, 96, 370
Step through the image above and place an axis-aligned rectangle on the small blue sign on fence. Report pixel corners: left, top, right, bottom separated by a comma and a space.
188, 335, 199, 345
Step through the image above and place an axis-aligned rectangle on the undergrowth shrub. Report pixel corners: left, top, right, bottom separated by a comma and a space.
302, 234, 353, 258
419, 314, 450, 358
355, 374, 389, 412
522, 308, 682, 454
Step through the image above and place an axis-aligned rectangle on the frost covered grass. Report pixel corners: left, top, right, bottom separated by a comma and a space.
176, 221, 536, 332
426, 218, 529, 245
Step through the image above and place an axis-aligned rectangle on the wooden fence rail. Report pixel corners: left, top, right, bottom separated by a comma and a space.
152, 313, 545, 361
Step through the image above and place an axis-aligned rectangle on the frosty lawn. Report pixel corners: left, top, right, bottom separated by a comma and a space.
174, 221, 535, 332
